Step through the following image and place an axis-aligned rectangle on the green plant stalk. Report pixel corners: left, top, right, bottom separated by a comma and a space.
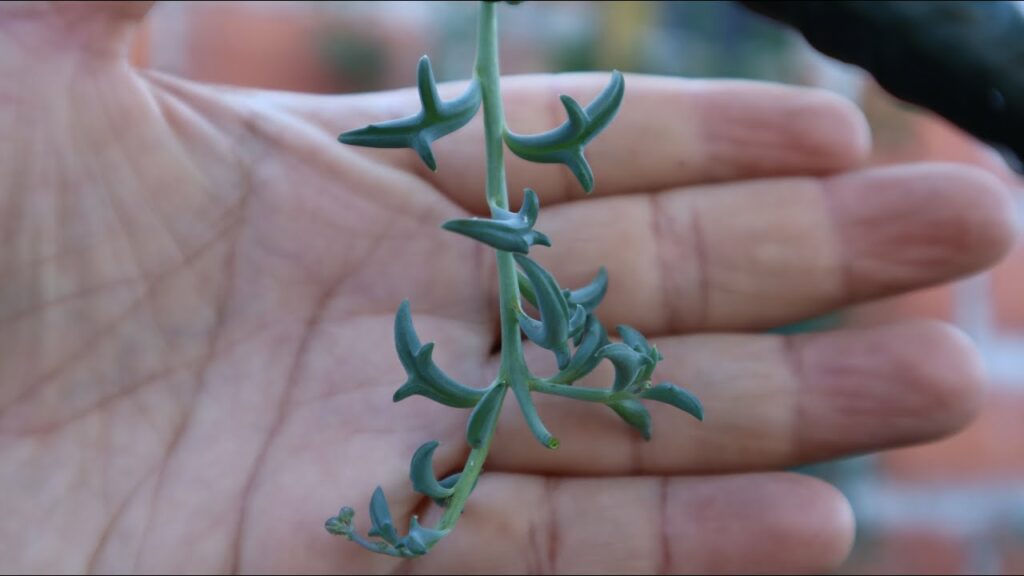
437, 385, 505, 532
328, 0, 704, 557
436, 0, 519, 533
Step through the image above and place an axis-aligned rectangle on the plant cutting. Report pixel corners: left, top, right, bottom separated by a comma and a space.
324, 0, 703, 558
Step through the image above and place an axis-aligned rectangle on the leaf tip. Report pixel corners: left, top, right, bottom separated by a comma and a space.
393, 381, 414, 403
420, 148, 439, 171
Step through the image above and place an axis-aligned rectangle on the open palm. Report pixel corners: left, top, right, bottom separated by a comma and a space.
0, 4, 1017, 574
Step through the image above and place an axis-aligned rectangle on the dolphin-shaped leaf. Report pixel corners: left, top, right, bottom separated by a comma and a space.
616, 324, 661, 384
339, 56, 482, 171
503, 71, 624, 193
517, 267, 537, 308
639, 382, 704, 421
368, 487, 400, 546
400, 516, 449, 556
518, 266, 608, 334
393, 300, 485, 408
514, 254, 583, 370
431, 473, 480, 508
567, 267, 608, 314
466, 383, 507, 449
409, 441, 456, 501
567, 302, 587, 341
441, 188, 551, 253
597, 343, 651, 392
551, 314, 611, 384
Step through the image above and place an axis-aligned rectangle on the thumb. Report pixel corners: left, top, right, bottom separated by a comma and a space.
0, 1, 154, 61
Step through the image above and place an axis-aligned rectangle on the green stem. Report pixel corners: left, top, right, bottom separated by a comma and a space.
437, 0, 520, 534
474, 1, 523, 377
478, 1, 507, 213
437, 384, 506, 531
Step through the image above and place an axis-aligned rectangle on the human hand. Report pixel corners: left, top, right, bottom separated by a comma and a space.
0, 3, 1016, 574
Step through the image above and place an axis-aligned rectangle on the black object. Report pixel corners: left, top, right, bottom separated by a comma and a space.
741, 1, 1024, 170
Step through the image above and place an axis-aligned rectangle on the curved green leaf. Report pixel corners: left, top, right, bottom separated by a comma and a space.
514, 254, 574, 369
567, 302, 587, 340
433, 474, 461, 507
441, 188, 551, 253
503, 71, 624, 193
431, 473, 480, 508
598, 343, 649, 392
392, 301, 486, 408
567, 267, 608, 314
640, 382, 704, 421
516, 267, 537, 309
609, 399, 652, 440
466, 383, 507, 448
368, 486, 400, 546
409, 441, 456, 501
400, 516, 449, 556
618, 324, 657, 357
551, 314, 610, 384
519, 267, 607, 330
339, 56, 482, 171
617, 324, 661, 383
512, 378, 559, 449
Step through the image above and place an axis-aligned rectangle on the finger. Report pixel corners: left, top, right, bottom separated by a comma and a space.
0, 2, 154, 60
450, 74, 870, 210
409, 472, 853, 575
516, 163, 1017, 335
487, 320, 984, 475
275, 74, 869, 212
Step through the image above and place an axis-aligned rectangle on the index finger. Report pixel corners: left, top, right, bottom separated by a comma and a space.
488, 74, 871, 209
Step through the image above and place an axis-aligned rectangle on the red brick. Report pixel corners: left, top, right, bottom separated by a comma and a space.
880, 390, 1024, 481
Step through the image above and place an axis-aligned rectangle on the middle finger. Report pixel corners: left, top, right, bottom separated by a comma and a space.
486, 320, 984, 475
506, 163, 1014, 336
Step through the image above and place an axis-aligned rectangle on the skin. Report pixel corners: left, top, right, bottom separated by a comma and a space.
0, 3, 1018, 574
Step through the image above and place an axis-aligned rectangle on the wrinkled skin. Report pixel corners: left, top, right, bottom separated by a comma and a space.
0, 3, 1018, 574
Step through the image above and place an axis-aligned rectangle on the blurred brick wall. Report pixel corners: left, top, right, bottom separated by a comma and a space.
130, 2, 1024, 574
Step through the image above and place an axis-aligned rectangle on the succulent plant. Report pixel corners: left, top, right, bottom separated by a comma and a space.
325, 0, 703, 558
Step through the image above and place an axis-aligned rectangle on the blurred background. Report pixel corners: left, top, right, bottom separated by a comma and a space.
127, 2, 1024, 573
